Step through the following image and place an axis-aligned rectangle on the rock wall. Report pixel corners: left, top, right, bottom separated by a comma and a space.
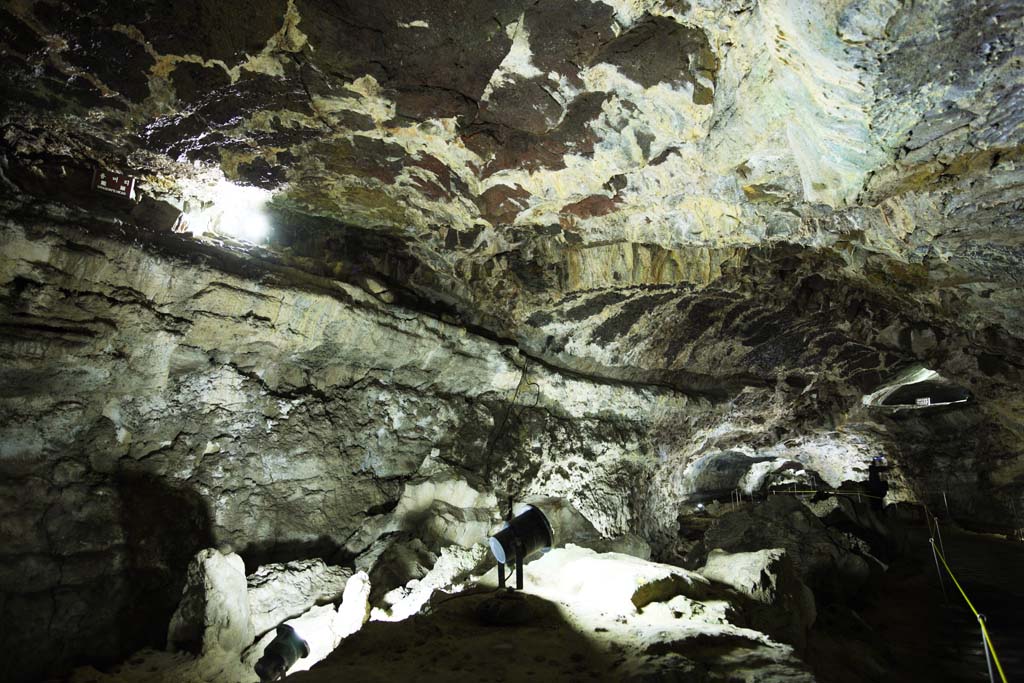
0, 217, 698, 681
3, 213, 1023, 680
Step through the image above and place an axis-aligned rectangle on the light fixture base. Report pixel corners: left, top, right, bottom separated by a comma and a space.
477, 590, 533, 626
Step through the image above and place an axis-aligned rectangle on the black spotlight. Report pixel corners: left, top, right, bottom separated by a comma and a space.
488, 504, 553, 590
255, 624, 309, 682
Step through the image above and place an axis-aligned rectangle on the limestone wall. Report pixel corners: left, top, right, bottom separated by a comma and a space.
0, 219, 692, 681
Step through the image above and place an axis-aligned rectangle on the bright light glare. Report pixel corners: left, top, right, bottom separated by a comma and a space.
861, 365, 938, 406
186, 181, 273, 243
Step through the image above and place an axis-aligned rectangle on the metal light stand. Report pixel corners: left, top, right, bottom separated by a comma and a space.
929, 537, 948, 602
514, 537, 525, 590
496, 535, 527, 590
497, 496, 513, 589
978, 614, 996, 683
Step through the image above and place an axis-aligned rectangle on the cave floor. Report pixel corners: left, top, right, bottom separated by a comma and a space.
855, 524, 1024, 682
286, 589, 808, 683
289, 547, 814, 683
66, 547, 813, 683
61, 529, 1023, 683
289, 590, 617, 682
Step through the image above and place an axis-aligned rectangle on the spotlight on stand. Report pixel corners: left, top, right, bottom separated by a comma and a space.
477, 502, 554, 626
255, 624, 309, 682
488, 503, 553, 591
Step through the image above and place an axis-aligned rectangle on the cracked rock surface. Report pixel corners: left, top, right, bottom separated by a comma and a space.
246, 559, 352, 637
0, 220, 695, 680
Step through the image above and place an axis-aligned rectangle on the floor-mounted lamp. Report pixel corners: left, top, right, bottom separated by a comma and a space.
488, 504, 553, 590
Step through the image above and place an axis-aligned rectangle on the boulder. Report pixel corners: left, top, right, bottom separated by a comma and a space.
421, 500, 494, 548
247, 559, 353, 636
699, 548, 816, 650
356, 535, 437, 604
378, 544, 490, 621
344, 474, 499, 556
167, 548, 254, 655
243, 570, 371, 678
803, 494, 904, 562
690, 496, 870, 604
394, 474, 497, 516
522, 545, 713, 616
335, 571, 372, 639
523, 495, 652, 559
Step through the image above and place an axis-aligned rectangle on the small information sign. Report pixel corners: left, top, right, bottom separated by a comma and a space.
915, 397, 931, 406
92, 168, 135, 198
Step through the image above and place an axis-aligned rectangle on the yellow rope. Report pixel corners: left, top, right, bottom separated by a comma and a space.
931, 538, 1009, 683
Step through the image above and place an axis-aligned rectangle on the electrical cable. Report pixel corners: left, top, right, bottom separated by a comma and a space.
423, 586, 503, 613
482, 358, 530, 482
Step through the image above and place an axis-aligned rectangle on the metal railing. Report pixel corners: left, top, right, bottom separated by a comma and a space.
727, 485, 883, 510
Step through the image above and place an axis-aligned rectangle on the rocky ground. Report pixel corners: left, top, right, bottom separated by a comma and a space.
64, 541, 819, 683
57, 486, 1022, 683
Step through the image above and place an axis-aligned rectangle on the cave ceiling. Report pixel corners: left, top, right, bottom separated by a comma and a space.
2, 0, 1024, 391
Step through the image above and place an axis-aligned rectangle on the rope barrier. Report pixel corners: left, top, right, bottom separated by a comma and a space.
729, 487, 1012, 680
929, 536, 1009, 683
770, 488, 885, 500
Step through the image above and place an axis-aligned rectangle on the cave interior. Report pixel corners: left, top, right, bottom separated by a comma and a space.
2, 0, 1024, 682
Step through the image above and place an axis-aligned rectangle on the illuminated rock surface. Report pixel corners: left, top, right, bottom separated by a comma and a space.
167, 548, 254, 656
699, 548, 817, 651
246, 559, 352, 637
2, 0, 1024, 681
283, 546, 815, 683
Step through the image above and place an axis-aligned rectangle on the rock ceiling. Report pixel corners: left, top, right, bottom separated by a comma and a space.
3, 0, 1024, 509
3, 0, 1024, 503
3, 0, 1022, 336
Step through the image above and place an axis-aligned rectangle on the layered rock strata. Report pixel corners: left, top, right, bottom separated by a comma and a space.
0, 218, 692, 681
